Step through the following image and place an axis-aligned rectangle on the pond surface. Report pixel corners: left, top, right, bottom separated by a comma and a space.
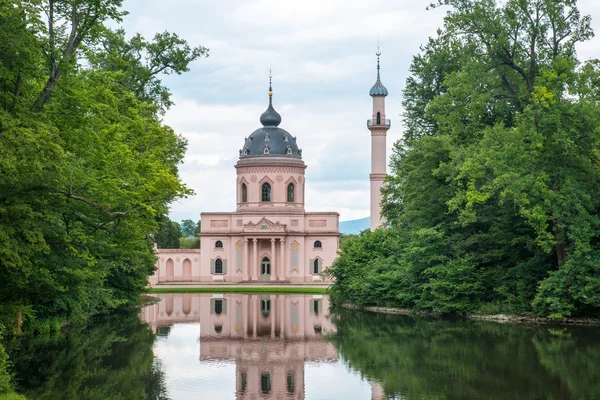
5, 293, 600, 399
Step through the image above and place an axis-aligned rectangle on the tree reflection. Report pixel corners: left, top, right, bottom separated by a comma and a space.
5, 310, 169, 400
328, 309, 600, 399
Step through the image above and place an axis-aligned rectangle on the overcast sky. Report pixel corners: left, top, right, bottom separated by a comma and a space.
120, 0, 600, 223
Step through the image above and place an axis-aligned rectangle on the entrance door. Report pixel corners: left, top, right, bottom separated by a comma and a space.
261, 257, 271, 281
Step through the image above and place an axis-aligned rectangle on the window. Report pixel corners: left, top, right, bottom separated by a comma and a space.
241, 183, 247, 202
261, 298, 271, 317
286, 147, 292, 155
261, 257, 271, 275
261, 374, 271, 394
261, 182, 271, 202
284, 135, 288, 142
314, 240, 322, 248
215, 259, 223, 274
214, 299, 223, 315
313, 259, 319, 274
287, 372, 295, 393
243, 148, 248, 155
263, 146, 270, 155
240, 372, 247, 392
376, 111, 381, 124
264, 134, 270, 141
314, 325, 322, 334
215, 325, 222, 333
313, 299, 321, 315
215, 240, 223, 248
287, 183, 294, 202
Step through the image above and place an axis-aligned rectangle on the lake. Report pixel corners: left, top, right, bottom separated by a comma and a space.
5, 293, 600, 399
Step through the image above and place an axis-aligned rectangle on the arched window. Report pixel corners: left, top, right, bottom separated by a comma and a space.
261, 298, 271, 317
261, 257, 271, 276
215, 240, 223, 248
215, 258, 223, 274
262, 182, 271, 202
241, 183, 247, 203
263, 146, 270, 155
243, 148, 248, 156
215, 325, 223, 333
214, 299, 223, 315
313, 259, 319, 274
376, 111, 381, 124
314, 240, 322, 248
261, 374, 271, 394
286, 147, 292, 155
287, 183, 294, 202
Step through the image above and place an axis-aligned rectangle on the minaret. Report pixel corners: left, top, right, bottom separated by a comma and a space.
367, 49, 390, 231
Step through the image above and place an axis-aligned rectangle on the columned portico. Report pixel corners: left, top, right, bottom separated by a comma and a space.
279, 238, 285, 281
243, 239, 249, 280
270, 239, 276, 281
252, 238, 258, 280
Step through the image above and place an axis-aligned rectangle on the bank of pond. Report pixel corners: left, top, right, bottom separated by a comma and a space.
2, 293, 599, 399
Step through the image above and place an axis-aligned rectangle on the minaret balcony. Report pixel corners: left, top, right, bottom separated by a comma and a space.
367, 118, 391, 128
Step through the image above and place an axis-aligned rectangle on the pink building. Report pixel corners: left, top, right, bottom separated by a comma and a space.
150, 54, 390, 284
141, 293, 337, 399
150, 79, 340, 284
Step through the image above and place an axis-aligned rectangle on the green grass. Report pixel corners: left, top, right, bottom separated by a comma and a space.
147, 287, 328, 295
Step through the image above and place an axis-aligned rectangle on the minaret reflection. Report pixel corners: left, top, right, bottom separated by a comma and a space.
140, 293, 337, 399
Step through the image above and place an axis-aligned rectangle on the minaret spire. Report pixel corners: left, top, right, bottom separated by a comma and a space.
268, 67, 273, 103
367, 47, 390, 230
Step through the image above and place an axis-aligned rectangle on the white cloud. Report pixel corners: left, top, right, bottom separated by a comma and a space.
120, 0, 600, 222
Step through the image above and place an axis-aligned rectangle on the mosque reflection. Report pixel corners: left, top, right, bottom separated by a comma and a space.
140, 293, 365, 399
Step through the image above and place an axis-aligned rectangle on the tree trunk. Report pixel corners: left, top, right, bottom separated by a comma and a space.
32, 67, 61, 112
553, 219, 567, 266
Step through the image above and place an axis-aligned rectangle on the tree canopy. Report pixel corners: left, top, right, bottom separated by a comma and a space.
0, 0, 207, 337
328, 0, 600, 319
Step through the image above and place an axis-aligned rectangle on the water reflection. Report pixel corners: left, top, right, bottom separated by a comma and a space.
140, 294, 368, 399
5, 294, 599, 399
328, 308, 600, 400
6, 310, 167, 400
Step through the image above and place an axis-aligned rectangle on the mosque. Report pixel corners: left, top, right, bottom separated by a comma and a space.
149, 54, 390, 285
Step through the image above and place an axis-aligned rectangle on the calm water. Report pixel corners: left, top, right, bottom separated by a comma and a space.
5, 293, 600, 399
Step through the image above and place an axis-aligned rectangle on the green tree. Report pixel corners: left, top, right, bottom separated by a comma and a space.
329, 0, 600, 318
155, 216, 181, 249
0, 0, 207, 333
180, 219, 200, 238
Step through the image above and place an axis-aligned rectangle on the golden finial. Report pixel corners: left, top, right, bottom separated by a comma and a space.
268, 67, 273, 98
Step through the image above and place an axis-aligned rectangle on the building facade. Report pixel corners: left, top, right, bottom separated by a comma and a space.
150, 81, 340, 285
368, 50, 390, 230
140, 293, 385, 399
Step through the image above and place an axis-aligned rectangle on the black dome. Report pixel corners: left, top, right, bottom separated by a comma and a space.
240, 127, 302, 158
239, 96, 302, 158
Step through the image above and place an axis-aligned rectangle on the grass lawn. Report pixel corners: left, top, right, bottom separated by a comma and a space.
147, 287, 328, 295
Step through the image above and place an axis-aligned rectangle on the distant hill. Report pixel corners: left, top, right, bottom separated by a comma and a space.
339, 217, 370, 235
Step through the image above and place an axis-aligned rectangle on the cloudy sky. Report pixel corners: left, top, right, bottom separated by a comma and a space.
120, 0, 600, 223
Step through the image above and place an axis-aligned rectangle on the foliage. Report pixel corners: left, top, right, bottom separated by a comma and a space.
0, 327, 14, 396
4, 309, 168, 400
180, 219, 200, 238
329, 0, 600, 318
155, 216, 181, 249
0, 0, 207, 333
328, 308, 600, 399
